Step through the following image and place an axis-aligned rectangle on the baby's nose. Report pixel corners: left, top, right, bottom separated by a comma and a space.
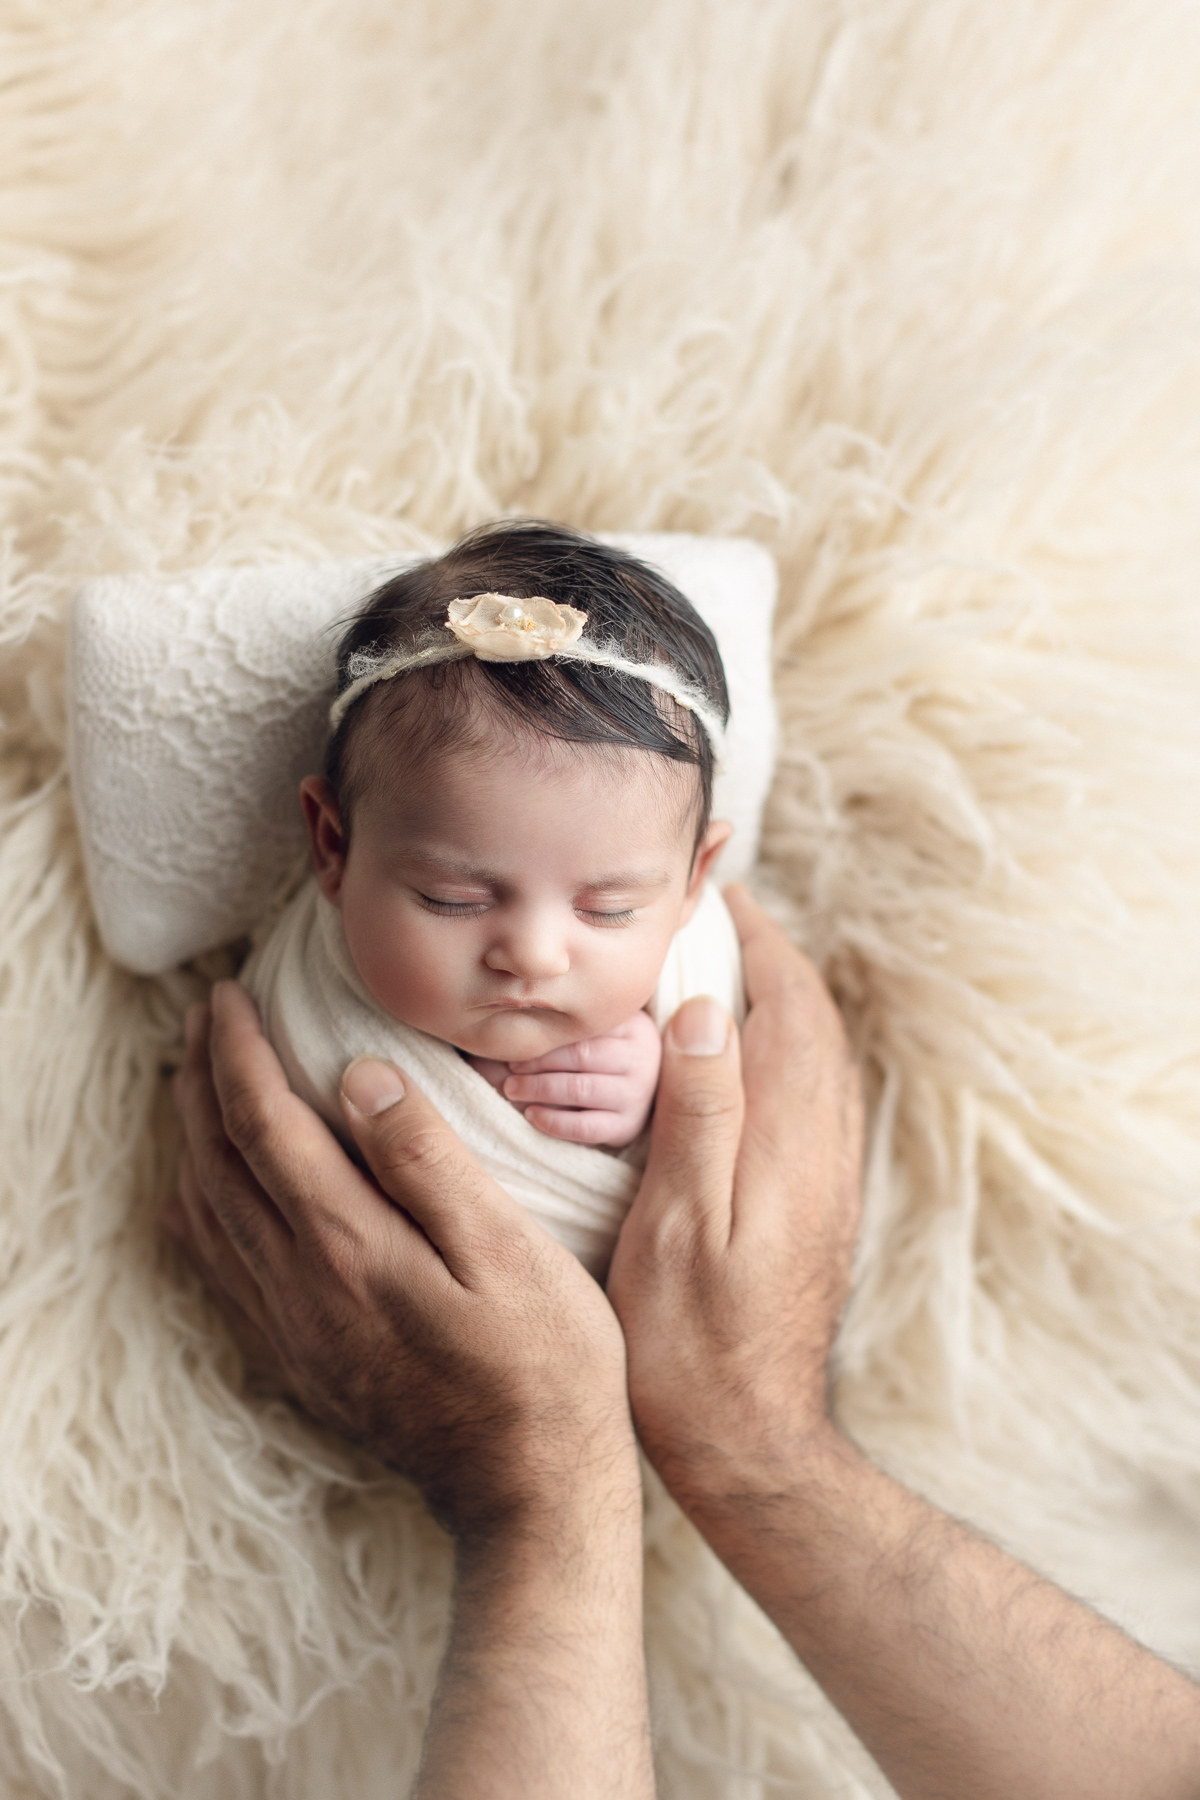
484, 924, 570, 981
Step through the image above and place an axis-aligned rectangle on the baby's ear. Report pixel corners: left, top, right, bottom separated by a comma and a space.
300, 776, 348, 903
679, 819, 734, 925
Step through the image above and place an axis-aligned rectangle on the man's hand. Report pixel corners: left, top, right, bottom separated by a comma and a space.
612, 885, 1200, 1800
467, 1009, 662, 1147
608, 883, 863, 1513
170, 982, 635, 1543
168, 981, 655, 1799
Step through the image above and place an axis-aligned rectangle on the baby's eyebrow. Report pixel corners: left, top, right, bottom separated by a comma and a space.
403, 849, 501, 884
402, 850, 672, 892
578, 869, 672, 892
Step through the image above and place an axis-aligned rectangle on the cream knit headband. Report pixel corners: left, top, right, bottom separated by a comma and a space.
328, 593, 727, 759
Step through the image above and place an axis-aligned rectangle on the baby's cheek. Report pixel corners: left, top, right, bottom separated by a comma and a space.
344, 908, 456, 1032
585, 937, 674, 1036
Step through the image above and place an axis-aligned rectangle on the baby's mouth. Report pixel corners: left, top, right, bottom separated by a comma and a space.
480, 999, 556, 1012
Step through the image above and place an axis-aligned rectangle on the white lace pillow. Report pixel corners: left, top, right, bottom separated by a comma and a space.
67, 534, 778, 975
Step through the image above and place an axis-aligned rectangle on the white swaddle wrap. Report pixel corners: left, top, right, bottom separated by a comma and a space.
243, 878, 744, 1278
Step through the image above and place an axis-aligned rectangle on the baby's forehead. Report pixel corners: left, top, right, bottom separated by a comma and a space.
356, 718, 700, 856
367, 698, 697, 804
337, 652, 709, 831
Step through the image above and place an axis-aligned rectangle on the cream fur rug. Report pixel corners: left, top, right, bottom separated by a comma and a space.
3, 2, 1200, 1794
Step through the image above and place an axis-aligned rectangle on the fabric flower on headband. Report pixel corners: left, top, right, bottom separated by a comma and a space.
329, 590, 725, 763
445, 593, 587, 662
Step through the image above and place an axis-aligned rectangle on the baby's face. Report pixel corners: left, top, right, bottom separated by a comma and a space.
303, 730, 728, 1063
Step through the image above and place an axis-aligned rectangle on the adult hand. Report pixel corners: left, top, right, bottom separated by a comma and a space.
169, 981, 654, 1799
607, 880, 863, 1518
170, 982, 635, 1543
612, 885, 1200, 1800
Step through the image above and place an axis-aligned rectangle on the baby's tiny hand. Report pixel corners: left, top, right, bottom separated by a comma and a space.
502, 1010, 663, 1147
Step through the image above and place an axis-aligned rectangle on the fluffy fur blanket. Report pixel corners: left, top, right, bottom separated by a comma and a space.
3, 2, 1200, 1794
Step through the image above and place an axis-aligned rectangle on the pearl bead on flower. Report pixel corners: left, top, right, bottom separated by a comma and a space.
444, 593, 588, 661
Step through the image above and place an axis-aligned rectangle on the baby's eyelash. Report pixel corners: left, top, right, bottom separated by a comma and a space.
579, 907, 638, 928
418, 894, 638, 926
418, 895, 490, 918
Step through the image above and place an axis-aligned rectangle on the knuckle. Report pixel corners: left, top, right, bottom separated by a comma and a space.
208, 1168, 265, 1251
669, 1080, 742, 1126
315, 1206, 367, 1278
196, 1122, 247, 1204
205, 1142, 245, 1211
378, 1117, 457, 1181
638, 1195, 706, 1270
220, 1076, 277, 1157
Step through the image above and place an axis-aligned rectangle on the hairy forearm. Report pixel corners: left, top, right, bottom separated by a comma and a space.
688, 1426, 1200, 1800
413, 1471, 654, 1800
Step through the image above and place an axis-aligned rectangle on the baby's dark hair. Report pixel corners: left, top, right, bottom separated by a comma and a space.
327, 520, 730, 843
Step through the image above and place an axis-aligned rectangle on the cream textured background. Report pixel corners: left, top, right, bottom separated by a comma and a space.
2, 2, 1200, 1794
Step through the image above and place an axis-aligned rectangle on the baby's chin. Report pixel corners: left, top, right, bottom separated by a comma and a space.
451, 1009, 590, 1063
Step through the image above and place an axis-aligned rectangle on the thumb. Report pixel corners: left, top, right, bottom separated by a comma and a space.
633, 996, 744, 1245
340, 1055, 537, 1282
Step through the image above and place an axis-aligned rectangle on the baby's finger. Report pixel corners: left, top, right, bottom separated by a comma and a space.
506, 1038, 635, 1077
503, 1071, 632, 1111
524, 1106, 629, 1146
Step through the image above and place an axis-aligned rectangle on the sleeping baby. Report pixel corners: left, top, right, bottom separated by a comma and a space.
242, 520, 743, 1276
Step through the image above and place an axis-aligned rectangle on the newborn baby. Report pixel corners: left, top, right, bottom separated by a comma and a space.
243, 519, 743, 1274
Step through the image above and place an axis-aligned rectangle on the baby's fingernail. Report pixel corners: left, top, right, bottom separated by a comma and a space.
668, 996, 729, 1056
342, 1056, 406, 1116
